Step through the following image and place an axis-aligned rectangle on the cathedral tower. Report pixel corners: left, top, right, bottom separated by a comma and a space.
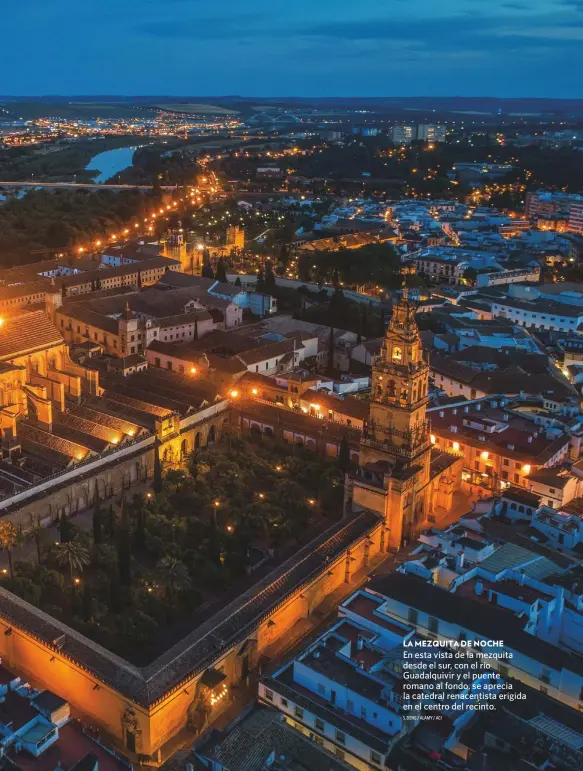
350, 289, 433, 549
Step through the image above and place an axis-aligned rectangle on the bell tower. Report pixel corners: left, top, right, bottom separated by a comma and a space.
350, 289, 432, 550
366, 287, 430, 462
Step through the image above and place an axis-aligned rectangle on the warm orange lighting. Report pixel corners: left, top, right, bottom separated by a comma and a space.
430, 434, 436, 444
251, 388, 258, 395
74, 578, 80, 585
226, 525, 233, 532
95, 240, 102, 247
214, 500, 220, 507
307, 499, 316, 505
481, 451, 489, 460
453, 441, 460, 452
78, 247, 84, 253
0, 318, 3, 327
275, 465, 282, 471
522, 464, 531, 474
230, 390, 239, 398
311, 403, 320, 411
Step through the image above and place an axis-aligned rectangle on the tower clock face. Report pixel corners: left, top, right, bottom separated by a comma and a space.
392, 346, 402, 362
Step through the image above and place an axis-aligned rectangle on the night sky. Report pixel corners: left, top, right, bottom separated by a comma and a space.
5, 0, 583, 97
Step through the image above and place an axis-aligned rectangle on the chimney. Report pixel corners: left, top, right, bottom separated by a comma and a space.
357, 636, 364, 651
519, 571, 525, 586
475, 580, 484, 596
456, 551, 465, 571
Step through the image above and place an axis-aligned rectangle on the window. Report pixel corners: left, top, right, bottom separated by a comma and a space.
294, 707, 304, 720
315, 718, 325, 732
317, 683, 326, 696
360, 706, 367, 718
408, 607, 418, 624
503, 459, 509, 466
280, 697, 288, 708
346, 699, 354, 712
155, 358, 161, 368
264, 689, 273, 702
502, 471, 508, 481
335, 749, 345, 760
428, 616, 439, 634
371, 751, 382, 765
514, 474, 520, 483
336, 730, 345, 745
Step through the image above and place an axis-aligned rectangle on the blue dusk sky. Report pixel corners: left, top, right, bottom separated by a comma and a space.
4, 0, 583, 97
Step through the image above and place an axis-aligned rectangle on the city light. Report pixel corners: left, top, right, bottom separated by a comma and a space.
230, 390, 239, 398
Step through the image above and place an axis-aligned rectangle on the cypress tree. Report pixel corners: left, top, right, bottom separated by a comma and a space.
153, 442, 163, 494
59, 514, 72, 544
215, 257, 227, 283
328, 326, 335, 374
117, 496, 132, 587
106, 504, 116, 539
378, 307, 386, 336
338, 434, 351, 474
92, 501, 103, 545
83, 581, 93, 622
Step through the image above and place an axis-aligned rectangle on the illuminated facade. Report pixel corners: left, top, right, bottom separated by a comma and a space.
348, 290, 463, 549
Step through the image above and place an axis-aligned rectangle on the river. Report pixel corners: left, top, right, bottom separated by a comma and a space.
85, 146, 140, 183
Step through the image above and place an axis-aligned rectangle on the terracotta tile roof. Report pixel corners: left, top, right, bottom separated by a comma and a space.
0, 310, 63, 360
0, 279, 56, 302
57, 306, 119, 336
18, 423, 92, 461
69, 405, 141, 435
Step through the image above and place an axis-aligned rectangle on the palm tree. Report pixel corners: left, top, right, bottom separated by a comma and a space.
0, 521, 18, 579
54, 537, 91, 585
156, 556, 190, 603
26, 517, 45, 565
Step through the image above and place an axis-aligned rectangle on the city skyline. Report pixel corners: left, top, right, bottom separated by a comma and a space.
4, 0, 583, 98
